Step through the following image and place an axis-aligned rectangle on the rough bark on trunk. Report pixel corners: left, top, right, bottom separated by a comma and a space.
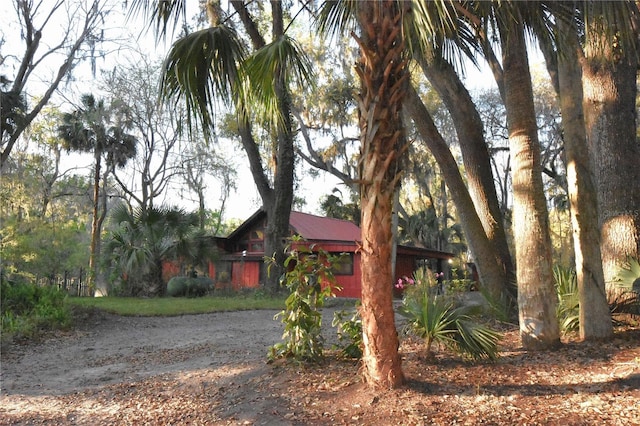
263, 1, 295, 293
421, 55, 516, 307
555, 24, 612, 340
582, 28, 640, 292
404, 85, 509, 313
355, 0, 407, 389
89, 149, 101, 296
93, 164, 111, 297
501, 19, 560, 350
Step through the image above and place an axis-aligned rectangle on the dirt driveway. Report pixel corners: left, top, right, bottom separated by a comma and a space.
2, 308, 639, 425
1, 309, 321, 424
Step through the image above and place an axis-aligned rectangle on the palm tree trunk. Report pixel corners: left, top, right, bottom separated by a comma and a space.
556, 23, 612, 340
582, 21, 640, 291
404, 85, 509, 314
500, 18, 560, 350
89, 149, 101, 296
355, 0, 408, 389
420, 55, 516, 308
93, 164, 111, 297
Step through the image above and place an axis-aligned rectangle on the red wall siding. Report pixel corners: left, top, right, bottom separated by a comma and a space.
232, 261, 260, 290
332, 252, 361, 298
162, 261, 181, 283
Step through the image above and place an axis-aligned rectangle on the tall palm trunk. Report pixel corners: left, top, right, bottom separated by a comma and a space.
556, 23, 612, 340
404, 85, 509, 314
420, 55, 516, 309
89, 148, 102, 296
355, 0, 408, 388
582, 21, 640, 291
93, 162, 111, 297
500, 18, 560, 350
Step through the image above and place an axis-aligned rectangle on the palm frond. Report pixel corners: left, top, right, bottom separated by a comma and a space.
315, 0, 359, 41
579, 0, 639, 60
245, 35, 315, 130
126, 0, 188, 41
614, 257, 640, 292
407, 0, 481, 70
160, 25, 246, 139
450, 314, 502, 360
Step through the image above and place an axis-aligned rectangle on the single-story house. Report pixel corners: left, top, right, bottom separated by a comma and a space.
207, 210, 454, 298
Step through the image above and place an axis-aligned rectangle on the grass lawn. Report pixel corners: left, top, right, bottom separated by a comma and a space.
66, 294, 286, 316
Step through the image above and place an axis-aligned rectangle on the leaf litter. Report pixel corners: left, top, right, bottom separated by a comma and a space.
1, 309, 638, 425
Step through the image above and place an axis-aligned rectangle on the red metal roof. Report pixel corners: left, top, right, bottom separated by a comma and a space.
289, 211, 361, 242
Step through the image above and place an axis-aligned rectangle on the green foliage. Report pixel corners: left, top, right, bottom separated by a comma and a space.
611, 257, 640, 318
444, 268, 475, 294
1, 281, 71, 342
0, 147, 91, 285
166, 276, 213, 297
268, 237, 342, 363
167, 276, 188, 297
104, 204, 216, 297
554, 265, 580, 333
614, 257, 640, 292
398, 269, 501, 361
332, 304, 363, 359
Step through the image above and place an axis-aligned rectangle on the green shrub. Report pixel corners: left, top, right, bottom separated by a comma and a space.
268, 236, 343, 362
1, 281, 71, 342
611, 257, 640, 319
332, 305, 363, 359
397, 269, 501, 361
167, 276, 188, 297
443, 268, 475, 294
186, 277, 213, 297
166, 276, 212, 297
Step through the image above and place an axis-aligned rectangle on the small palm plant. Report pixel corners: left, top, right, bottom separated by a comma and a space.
554, 265, 580, 333
397, 268, 501, 361
611, 257, 640, 318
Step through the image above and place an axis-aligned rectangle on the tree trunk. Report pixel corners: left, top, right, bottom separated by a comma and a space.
229, 0, 295, 292
555, 23, 612, 340
262, 0, 295, 293
88, 149, 101, 296
582, 25, 640, 292
93, 164, 111, 297
500, 19, 560, 350
420, 54, 516, 307
404, 85, 509, 313
355, 0, 408, 389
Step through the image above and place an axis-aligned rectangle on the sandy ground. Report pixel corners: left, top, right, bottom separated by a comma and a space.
0, 308, 344, 425
1, 310, 286, 396
1, 307, 639, 425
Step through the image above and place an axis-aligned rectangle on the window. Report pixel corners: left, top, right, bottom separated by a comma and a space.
332, 253, 354, 276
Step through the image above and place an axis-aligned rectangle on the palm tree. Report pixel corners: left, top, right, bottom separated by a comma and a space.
495, 5, 560, 349
105, 205, 214, 296
542, 15, 613, 340
414, 50, 516, 310
578, 1, 640, 291
58, 94, 137, 296
318, 0, 411, 388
